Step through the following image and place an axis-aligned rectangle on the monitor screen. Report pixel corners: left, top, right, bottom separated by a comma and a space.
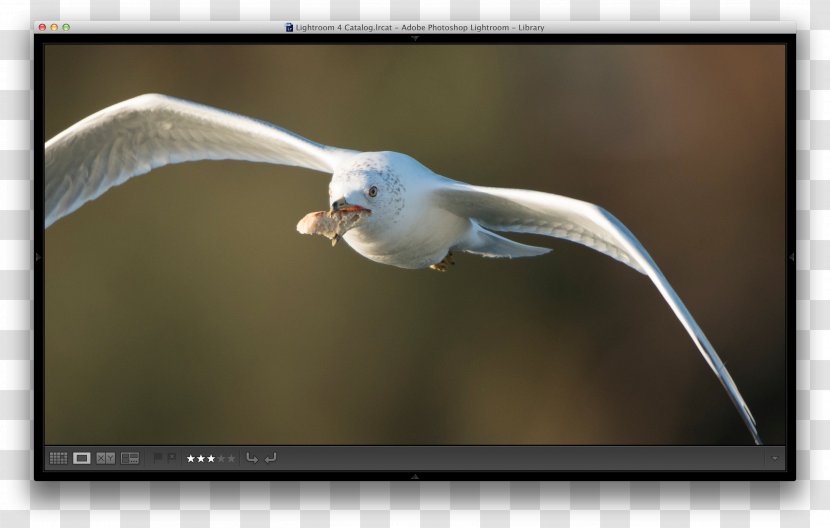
35, 25, 794, 479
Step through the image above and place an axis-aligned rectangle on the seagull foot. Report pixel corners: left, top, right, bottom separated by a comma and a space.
429, 252, 455, 272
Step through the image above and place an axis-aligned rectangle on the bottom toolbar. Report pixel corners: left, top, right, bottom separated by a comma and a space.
42, 445, 787, 473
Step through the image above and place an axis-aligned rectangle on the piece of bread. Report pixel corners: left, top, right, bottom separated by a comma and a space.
296, 209, 371, 244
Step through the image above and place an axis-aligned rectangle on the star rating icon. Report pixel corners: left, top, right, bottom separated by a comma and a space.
186, 452, 237, 464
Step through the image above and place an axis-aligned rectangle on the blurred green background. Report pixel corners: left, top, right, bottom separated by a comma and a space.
44, 43, 786, 445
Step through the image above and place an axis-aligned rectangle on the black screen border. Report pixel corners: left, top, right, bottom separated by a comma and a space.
34, 31, 796, 481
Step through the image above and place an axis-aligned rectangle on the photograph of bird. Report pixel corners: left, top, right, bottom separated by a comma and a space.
45, 93, 762, 445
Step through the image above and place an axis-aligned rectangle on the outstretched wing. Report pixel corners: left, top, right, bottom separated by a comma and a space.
435, 182, 762, 445
45, 94, 357, 227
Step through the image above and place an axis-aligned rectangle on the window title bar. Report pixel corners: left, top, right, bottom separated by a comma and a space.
33, 20, 795, 35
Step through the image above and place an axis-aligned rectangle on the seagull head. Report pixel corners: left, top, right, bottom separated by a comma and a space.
328, 152, 408, 238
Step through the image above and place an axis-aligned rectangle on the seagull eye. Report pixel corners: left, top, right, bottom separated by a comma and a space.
368, 186, 378, 198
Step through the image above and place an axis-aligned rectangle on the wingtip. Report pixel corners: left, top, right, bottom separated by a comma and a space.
742, 403, 763, 445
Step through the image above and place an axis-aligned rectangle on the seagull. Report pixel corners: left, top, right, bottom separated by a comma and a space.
45, 93, 762, 445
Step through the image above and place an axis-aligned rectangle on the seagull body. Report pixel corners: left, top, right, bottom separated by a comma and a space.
45, 94, 762, 444
328, 151, 550, 270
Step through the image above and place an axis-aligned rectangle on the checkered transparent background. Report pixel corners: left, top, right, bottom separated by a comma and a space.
0, 0, 825, 526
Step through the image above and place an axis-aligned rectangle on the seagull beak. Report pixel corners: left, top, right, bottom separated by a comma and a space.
330, 197, 370, 214
327, 197, 372, 248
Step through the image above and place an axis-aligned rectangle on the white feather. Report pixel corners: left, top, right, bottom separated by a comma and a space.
45, 94, 357, 227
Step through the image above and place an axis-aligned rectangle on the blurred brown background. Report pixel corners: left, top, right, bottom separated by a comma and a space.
44, 44, 786, 445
